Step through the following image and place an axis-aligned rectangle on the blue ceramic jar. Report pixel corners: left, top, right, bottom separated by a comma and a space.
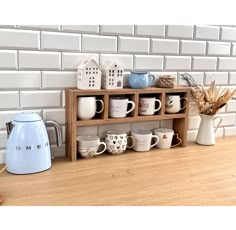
128, 71, 155, 89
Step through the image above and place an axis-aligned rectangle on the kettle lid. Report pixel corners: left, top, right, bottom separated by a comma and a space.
14, 112, 42, 122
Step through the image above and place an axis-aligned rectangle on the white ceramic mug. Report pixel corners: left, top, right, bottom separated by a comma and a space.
131, 129, 159, 152
109, 97, 135, 118
77, 135, 106, 158
153, 128, 182, 149
165, 95, 188, 114
105, 130, 134, 154
77, 96, 104, 120
139, 97, 162, 115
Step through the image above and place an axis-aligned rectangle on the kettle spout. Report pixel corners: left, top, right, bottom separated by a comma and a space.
6, 122, 14, 138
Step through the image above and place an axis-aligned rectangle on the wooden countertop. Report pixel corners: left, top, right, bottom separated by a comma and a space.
1, 137, 236, 206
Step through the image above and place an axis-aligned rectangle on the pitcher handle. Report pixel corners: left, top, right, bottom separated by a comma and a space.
180, 97, 189, 110
213, 116, 222, 133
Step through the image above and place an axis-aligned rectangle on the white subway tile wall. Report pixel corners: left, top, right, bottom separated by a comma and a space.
0, 24, 236, 162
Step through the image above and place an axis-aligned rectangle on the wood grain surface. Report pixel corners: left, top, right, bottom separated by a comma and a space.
1, 137, 236, 206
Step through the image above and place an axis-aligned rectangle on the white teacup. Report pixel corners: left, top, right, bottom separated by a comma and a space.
165, 95, 188, 113
109, 97, 135, 118
139, 97, 162, 115
78, 96, 104, 120
153, 128, 182, 149
105, 130, 134, 154
77, 135, 106, 158
131, 129, 159, 152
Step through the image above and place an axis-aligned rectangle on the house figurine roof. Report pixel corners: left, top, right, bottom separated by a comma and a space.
102, 61, 122, 70
77, 57, 102, 71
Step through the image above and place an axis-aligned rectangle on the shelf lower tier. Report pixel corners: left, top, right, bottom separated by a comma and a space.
75, 113, 187, 126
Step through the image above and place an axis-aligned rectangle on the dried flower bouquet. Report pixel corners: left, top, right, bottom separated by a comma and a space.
181, 73, 236, 115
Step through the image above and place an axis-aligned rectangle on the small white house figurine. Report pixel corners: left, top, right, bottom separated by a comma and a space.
77, 58, 102, 89
101, 62, 124, 89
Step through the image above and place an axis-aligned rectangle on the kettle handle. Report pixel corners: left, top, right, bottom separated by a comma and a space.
45, 120, 63, 148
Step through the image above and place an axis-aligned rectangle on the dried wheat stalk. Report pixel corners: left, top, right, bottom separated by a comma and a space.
181, 73, 236, 115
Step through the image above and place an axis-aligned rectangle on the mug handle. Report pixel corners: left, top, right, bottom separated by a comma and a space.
96, 99, 105, 114
126, 101, 135, 115
171, 134, 182, 148
127, 136, 135, 148
154, 99, 162, 112
148, 74, 155, 86
213, 116, 222, 133
180, 97, 189, 111
150, 135, 160, 148
94, 142, 107, 155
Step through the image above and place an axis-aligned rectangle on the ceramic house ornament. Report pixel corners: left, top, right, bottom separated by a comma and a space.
101, 62, 124, 89
77, 58, 102, 89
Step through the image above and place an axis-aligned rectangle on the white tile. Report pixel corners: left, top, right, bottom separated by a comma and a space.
100, 54, 133, 71
51, 144, 65, 157
189, 102, 200, 116
62, 90, 65, 108
187, 130, 197, 141
0, 130, 7, 148
61, 25, 99, 33
224, 127, 236, 136
100, 25, 134, 35
131, 121, 160, 132
229, 72, 236, 84
218, 113, 235, 126
0, 28, 39, 49
0, 71, 41, 89
0, 91, 19, 109
0, 150, 5, 164
165, 56, 191, 71
218, 57, 236, 70
195, 26, 220, 40
19, 51, 61, 70
178, 72, 204, 86
18, 25, 60, 31
20, 90, 61, 109
135, 25, 165, 37
227, 100, 236, 112
62, 53, 99, 70
167, 25, 194, 39
0, 50, 17, 69
41, 32, 81, 51
82, 34, 117, 53
181, 40, 206, 55
188, 116, 201, 129
134, 55, 163, 71
0, 25, 16, 28
98, 123, 131, 139
118, 37, 149, 53
205, 72, 228, 85
221, 27, 236, 41
151, 39, 179, 54
43, 108, 65, 125
192, 57, 217, 70
42, 71, 77, 88
232, 43, 236, 56
207, 41, 231, 56
77, 126, 98, 137
0, 110, 42, 130
160, 120, 173, 129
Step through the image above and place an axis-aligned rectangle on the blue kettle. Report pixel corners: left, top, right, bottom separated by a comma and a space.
128, 71, 155, 89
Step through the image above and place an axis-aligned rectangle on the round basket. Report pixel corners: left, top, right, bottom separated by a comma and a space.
157, 75, 176, 88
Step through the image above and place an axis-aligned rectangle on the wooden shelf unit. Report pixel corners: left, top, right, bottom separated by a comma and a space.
65, 87, 191, 161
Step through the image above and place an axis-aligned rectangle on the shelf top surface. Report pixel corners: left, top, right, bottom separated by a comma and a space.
66, 86, 191, 94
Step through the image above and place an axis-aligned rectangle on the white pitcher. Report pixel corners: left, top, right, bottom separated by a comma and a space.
196, 114, 222, 145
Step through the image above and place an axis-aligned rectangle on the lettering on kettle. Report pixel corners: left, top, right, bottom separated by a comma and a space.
15, 142, 49, 151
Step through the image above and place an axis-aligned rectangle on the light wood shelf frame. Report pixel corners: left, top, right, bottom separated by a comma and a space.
65, 87, 191, 161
